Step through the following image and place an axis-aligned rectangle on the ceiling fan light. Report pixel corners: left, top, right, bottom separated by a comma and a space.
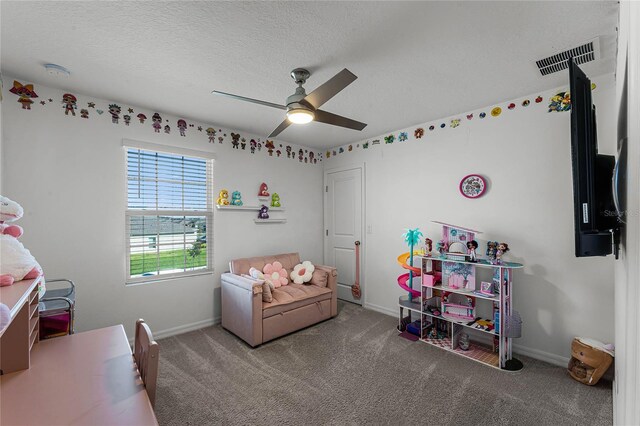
287, 108, 314, 124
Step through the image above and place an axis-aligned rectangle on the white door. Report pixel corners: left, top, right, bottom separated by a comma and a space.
325, 166, 363, 305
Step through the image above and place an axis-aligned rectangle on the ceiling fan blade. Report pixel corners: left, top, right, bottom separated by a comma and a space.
314, 109, 367, 131
302, 68, 357, 109
212, 90, 286, 110
268, 119, 292, 138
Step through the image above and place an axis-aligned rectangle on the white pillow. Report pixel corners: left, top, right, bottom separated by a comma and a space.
290, 261, 315, 284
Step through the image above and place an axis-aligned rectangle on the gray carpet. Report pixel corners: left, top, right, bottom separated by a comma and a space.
155, 301, 612, 425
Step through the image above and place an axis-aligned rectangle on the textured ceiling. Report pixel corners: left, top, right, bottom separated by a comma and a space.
0, 1, 618, 149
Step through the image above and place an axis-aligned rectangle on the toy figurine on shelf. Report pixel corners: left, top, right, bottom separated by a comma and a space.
216, 189, 230, 206
486, 241, 498, 262
436, 239, 448, 256
459, 333, 470, 351
271, 193, 281, 208
467, 240, 478, 262
231, 191, 243, 206
258, 182, 269, 197
425, 238, 433, 256
495, 243, 510, 264
258, 205, 269, 219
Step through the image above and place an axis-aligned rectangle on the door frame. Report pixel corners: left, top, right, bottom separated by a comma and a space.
323, 163, 366, 304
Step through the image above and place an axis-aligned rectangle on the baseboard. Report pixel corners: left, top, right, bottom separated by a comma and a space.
363, 302, 397, 318
131, 317, 220, 343
512, 343, 570, 368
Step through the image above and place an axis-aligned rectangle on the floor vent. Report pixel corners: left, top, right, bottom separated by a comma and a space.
536, 39, 600, 76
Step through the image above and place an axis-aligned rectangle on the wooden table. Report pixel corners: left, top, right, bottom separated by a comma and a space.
0, 325, 158, 425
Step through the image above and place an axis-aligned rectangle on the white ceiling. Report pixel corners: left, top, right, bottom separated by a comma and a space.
1, 1, 618, 149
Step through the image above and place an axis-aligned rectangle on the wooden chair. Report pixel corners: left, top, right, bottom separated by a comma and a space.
134, 319, 159, 407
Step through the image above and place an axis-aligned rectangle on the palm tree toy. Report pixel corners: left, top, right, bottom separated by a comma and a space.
402, 228, 423, 301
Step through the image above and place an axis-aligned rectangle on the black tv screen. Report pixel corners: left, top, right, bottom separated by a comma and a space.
569, 59, 617, 257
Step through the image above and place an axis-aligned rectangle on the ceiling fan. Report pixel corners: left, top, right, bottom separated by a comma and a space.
212, 68, 367, 138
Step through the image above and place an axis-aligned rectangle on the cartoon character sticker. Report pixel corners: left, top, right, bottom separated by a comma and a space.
62, 94, 77, 116
250, 139, 257, 153
450, 119, 461, 128
204, 127, 216, 143
137, 113, 147, 123
218, 136, 224, 144
363, 142, 369, 149
265, 140, 275, 156
80, 109, 89, 119
298, 149, 304, 162
398, 132, 408, 142
164, 125, 170, 134
491, 107, 502, 117
414, 128, 425, 138
123, 115, 131, 126
384, 134, 395, 144
276, 149, 281, 157
230, 132, 240, 149
286, 146, 292, 158
177, 119, 187, 136
10, 81, 38, 110
240, 138, 246, 150
309, 152, 315, 163
108, 104, 121, 123
548, 92, 571, 112
152, 113, 162, 133
326, 151, 331, 158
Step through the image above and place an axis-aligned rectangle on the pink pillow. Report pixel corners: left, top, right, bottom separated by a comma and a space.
263, 261, 288, 288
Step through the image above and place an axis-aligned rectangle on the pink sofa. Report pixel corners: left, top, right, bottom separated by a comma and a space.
221, 253, 337, 347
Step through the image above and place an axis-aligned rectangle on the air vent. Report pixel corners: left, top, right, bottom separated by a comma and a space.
536, 38, 601, 76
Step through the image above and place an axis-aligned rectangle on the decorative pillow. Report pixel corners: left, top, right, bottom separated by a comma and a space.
263, 262, 288, 288
247, 268, 273, 302
290, 261, 315, 284
309, 269, 328, 288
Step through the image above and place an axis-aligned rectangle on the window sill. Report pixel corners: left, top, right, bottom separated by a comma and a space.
125, 269, 215, 286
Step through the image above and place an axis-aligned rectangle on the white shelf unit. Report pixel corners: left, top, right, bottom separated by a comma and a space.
254, 218, 287, 224
216, 205, 284, 211
398, 254, 523, 371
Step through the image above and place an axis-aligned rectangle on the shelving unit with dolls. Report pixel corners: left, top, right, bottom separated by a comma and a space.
417, 222, 523, 371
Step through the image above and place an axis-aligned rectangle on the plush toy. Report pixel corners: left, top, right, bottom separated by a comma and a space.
231, 191, 243, 206
258, 205, 269, 219
0, 196, 44, 289
271, 193, 281, 208
258, 182, 269, 197
249, 267, 274, 303
216, 189, 230, 206
263, 262, 288, 288
290, 261, 315, 284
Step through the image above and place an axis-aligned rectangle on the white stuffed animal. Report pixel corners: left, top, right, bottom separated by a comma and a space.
0, 196, 44, 289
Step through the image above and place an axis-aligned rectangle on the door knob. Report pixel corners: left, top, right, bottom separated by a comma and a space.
355, 241, 361, 246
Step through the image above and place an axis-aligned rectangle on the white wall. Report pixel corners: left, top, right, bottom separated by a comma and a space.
614, 2, 640, 424
1, 77, 323, 339
324, 75, 617, 364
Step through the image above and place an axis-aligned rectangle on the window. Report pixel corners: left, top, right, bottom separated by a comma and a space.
125, 145, 213, 283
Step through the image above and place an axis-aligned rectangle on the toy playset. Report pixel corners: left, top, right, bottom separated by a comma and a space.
396, 221, 524, 371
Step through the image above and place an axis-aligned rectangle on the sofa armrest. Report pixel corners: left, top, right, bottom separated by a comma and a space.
221, 273, 263, 294
221, 273, 263, 346
314, 265, 338, 317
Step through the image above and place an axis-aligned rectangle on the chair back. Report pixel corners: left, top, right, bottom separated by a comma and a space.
134, 319, 159, 407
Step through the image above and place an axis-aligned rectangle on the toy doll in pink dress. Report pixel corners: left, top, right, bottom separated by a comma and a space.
152, 113, 162, 133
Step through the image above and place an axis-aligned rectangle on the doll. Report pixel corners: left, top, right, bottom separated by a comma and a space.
495, 243, 510, 264
425, 238, 433, 255
486, 241, 498, 262
467, 240, 478, 262
436, 240, 448, 256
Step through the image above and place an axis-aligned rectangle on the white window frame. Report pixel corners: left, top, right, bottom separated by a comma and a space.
123, 140, 215, 285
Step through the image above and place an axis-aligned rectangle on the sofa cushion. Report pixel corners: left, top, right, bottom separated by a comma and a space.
308, 269, 329, 288
262, 284, 332, 318
230, 253, 301, 276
